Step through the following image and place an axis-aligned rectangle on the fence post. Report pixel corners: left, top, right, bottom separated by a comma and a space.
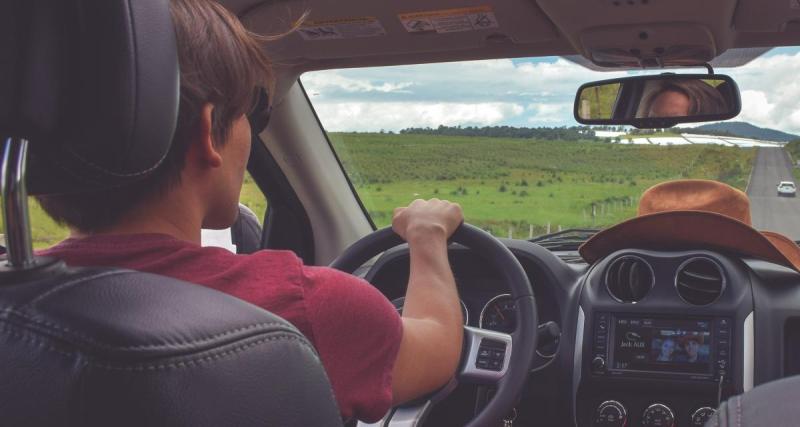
558, 225, 562, 232
547, 222, 551, 234
508, 226, 513, 239
529, 224, 534, 239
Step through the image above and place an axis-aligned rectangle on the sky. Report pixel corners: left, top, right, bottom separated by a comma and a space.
301, 47, 800, 134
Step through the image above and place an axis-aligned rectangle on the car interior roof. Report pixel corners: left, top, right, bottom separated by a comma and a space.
225, 0, 800, 80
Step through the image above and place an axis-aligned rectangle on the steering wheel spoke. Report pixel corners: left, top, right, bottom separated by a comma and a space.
332, 224, 536, 427
460, 326, 513, 385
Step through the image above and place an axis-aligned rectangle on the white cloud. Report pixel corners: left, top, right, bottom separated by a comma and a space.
313, 102, 525, 132
303, 51, 800, 133
725, 51, 800, 133
737, 90, 775, 125
303, 72, 413, 94
526, 103, 574, 124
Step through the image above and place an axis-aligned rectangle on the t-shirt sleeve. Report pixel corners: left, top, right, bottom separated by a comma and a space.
301, 266, 403, 423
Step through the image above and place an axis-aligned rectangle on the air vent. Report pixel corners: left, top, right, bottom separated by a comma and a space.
605, 256, 654, 303
675, 258, 725, 305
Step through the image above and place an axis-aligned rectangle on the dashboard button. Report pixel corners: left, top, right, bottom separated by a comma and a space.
642, 403, 675, 427
691, 407, 716, 426
592, 356, 606, 371
594, 400, 626, 427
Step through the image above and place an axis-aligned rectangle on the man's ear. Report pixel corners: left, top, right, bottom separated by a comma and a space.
191, 103, 223, 168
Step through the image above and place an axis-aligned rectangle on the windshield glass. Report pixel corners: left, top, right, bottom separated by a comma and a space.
303, 47, 800, 241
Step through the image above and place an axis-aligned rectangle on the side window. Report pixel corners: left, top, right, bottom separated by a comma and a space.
203, 170, 268, 254
20, 199, 70, 249
3, 174, 268, 251
202, 171, 266, 252
239, 171, 268, 220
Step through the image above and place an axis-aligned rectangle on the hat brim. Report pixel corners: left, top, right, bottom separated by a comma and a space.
579, 210, 800, 272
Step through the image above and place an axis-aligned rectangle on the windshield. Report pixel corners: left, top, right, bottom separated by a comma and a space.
303, 47, 800, 241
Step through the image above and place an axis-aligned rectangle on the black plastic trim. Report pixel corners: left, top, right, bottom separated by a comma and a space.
296, 79, 376, 230
247, 133, 315, 264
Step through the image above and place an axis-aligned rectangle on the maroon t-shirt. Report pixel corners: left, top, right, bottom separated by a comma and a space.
39, 234, 402, 422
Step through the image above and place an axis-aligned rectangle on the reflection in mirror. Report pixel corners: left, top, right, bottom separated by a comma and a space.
574, 74, 740, 128
577, 83, 620, 121
636, 79, 729, 118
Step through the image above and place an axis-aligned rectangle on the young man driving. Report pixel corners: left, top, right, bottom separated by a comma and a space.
37, 0, 464, 423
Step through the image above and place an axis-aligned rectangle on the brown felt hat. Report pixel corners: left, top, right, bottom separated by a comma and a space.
579, 179, 800, 272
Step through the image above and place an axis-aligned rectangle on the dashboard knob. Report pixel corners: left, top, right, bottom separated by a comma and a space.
592, 356, 606, 371
594, 400, 627, 427
642, 403, 675, 427
690, 407, 716, 426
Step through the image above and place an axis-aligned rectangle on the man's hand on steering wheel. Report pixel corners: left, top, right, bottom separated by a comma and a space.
392, 198, 464, 243
332, 201, 538, 427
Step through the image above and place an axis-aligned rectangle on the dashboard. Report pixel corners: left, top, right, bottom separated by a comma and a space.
360, 239, 800, 427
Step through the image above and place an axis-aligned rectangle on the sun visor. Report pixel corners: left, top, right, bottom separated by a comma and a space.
240, 0, 560, 65
734, 0, 800, 32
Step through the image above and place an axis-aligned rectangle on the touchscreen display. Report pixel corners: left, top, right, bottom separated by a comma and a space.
611, 316, 712, 375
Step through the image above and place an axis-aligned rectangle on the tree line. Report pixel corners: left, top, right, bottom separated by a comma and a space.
396, 125, 598, 141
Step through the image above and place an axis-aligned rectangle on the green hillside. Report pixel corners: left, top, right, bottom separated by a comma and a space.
5, 134, 755, 246
330, 133, 755, 237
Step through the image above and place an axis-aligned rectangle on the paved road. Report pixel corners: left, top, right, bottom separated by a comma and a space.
747, 147, 800, 237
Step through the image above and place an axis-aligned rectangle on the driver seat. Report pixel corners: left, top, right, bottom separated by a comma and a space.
0, 1, 342, 426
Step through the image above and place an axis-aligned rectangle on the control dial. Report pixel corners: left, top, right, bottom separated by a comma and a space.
642, 403, 675, 427
594, 400, 627, 427
690, 407, 716, 426
592, 356, 606, 372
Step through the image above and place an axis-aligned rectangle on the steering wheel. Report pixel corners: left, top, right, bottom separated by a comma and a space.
331, 223, 538, 427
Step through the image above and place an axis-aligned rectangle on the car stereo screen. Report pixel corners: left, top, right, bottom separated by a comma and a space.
611, 317, 712, 375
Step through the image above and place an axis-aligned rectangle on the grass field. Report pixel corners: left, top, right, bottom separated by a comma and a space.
4, 135, 756, 246
785, 140, 800, 182
329, 133, 756, 237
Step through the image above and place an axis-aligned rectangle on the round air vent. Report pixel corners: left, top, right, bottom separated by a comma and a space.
605, 256, 654, 303
675, 258, 725, 305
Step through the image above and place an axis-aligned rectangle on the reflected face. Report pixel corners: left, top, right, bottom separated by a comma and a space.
686, 340, 700, 358
649, 90, 691, 118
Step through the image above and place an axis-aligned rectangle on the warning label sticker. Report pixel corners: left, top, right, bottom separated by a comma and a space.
398, 6, 499, 34
298, 17, 386, 40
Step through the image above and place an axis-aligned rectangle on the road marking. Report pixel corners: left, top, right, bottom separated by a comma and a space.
745, 148, 757, 194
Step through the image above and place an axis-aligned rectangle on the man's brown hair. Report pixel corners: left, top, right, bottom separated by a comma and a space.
644, 79, 728, 117
37, 0, 273, 233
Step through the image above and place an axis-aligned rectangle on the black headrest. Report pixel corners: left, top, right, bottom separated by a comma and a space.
0, 0, 179, 195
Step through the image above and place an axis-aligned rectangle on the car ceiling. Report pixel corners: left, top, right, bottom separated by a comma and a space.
224, 0, 800, 76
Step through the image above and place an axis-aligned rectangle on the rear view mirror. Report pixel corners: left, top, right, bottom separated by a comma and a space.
574, 74, 741, 129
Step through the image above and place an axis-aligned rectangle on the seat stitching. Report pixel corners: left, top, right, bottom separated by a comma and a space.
3, 309, 292, 351
0, 325, 321, 378
0, 322, 78, 359
736, 395, 742, 427
25, 270, 131, 307
92, 334, 318, 371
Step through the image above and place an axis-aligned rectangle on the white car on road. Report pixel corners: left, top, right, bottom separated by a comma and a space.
777, 181, 797, 197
